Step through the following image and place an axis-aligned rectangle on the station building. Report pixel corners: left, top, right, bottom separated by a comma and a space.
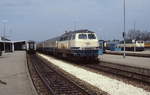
0, 37, 33, 52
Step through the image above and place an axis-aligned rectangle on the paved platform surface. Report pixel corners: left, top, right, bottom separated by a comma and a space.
0, 51, 36, 95
99, 54, 150, 69
106, 50, 150, 55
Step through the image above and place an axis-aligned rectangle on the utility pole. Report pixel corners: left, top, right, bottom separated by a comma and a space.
3, 22, 6, 53
134, 22, 136, 33
134, 21, 136, 52
123, 0, 126, 58
1, 23, 3, 36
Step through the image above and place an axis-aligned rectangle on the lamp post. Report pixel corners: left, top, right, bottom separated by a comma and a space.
2, 20, 8, 53
3, 22, 6, 53
123, 0, 126, 58
133, 22, 136, 52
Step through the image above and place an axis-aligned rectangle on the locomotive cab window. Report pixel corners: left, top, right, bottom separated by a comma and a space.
88, 33, 96, 39
78, 34, 87, 39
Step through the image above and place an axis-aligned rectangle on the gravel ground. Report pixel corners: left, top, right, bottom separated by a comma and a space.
38, 53, 150, 95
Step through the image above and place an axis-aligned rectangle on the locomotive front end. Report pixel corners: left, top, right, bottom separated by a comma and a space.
70, 31, 99, 59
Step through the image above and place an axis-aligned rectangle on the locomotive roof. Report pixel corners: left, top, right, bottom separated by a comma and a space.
38, 29, 95, 43
71, 29, 94, 33
72, 29, 94, 33
62, 29, 94, 36
46, 36, 61, 41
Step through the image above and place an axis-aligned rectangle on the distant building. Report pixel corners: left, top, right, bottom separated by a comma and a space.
0, 36, 32, 52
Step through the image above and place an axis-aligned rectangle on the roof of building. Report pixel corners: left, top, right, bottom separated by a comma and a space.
0, 37, 11, 41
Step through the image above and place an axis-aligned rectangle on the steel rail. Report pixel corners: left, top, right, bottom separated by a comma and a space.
84, 63, 150, 84
30, 55, 91, 95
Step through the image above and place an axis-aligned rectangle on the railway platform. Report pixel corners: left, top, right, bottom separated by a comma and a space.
99, 54, 150, 69
105, 50, 150, 57
0, 51, 36, 95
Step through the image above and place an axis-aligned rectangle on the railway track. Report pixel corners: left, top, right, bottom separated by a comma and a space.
47, 54, 150, 84
27, 54, 50, 95
105, 51, 150, 58
38, 53, 150, 84
81, 62, 150, 84
29, 54, 92, 95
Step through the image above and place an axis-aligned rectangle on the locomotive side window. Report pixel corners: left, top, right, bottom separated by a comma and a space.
60, 37, 66, 41
88, 34, 96, 39
71, 34, 76, 40
60, 37, 64, 41
72, 34, 75, 40
78, 34, 87, 39
68, 35, 71, 40
64, 36, 68, 40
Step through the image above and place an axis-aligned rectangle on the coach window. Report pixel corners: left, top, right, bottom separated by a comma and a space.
88, 34, 96, 39
79, 34, 87, 39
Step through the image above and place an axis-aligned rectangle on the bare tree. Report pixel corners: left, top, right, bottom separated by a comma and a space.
127, 29, 150, 41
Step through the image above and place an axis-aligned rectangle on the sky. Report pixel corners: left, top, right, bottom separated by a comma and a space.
0, 0, 150, 41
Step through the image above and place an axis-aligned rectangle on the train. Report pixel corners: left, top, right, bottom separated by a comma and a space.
99, 40, 104, 55
26, 41, 36, 54
144, 41, 150, 50
104, 41, 121, 51
103, 40, 145, 52
36, 29, 100, 61
118, 40, 144, 51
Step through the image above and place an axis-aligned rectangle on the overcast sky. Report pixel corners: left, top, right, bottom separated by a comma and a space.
0, 0, 150, 41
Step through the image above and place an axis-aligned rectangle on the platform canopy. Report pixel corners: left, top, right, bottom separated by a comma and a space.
0, 39, 28, 52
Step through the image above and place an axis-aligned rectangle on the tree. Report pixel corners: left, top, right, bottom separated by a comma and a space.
126, 29, 150, 41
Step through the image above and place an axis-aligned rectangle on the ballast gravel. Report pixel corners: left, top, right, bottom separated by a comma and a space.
38, 53, 150, 95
